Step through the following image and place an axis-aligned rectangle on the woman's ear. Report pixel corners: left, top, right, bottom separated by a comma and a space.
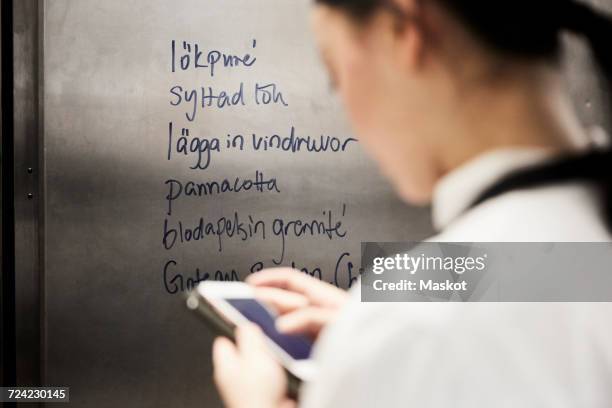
392, 0, 425, 71
399, 19, 424, 71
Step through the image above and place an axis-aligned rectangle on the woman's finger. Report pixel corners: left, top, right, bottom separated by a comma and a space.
248, 268, 341, 306
246, 268, 308, 291
279, 399, 298, 408
276, 307, 333, 337
254, 287, 309, 314
235, 323, 269, 355
212, 336, 239, 386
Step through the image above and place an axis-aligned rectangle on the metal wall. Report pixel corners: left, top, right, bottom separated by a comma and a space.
41, 1, 431, 406
14, 0, 44, 387
8, 0, 612, 407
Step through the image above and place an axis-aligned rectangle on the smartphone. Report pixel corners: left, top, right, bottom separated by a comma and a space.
186, 282, 317, 384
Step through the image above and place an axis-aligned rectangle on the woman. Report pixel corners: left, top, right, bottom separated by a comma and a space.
212, 0, 612, 407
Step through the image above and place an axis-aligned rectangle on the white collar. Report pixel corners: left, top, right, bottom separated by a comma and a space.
431, 148, 557, 231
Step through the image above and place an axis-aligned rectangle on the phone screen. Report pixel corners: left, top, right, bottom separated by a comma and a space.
226, 298, 313, 360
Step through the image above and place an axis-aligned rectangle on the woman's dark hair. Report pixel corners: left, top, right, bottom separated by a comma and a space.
316, 0, 612, 232
315, 1, 612, 66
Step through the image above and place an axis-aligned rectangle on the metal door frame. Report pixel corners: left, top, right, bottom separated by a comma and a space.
2, 0, 45, 390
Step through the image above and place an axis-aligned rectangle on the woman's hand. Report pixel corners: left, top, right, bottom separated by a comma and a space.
213, 269, 348, 407
213, 324, 296, 408
247, 268, 350, 339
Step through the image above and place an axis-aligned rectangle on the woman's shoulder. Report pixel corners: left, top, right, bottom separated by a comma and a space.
431, 182, 611, 242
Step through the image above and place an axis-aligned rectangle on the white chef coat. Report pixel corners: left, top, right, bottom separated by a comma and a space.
300, 149, 612, 408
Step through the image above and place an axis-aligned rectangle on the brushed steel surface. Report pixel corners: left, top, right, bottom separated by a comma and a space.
39, 1, 611, 407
